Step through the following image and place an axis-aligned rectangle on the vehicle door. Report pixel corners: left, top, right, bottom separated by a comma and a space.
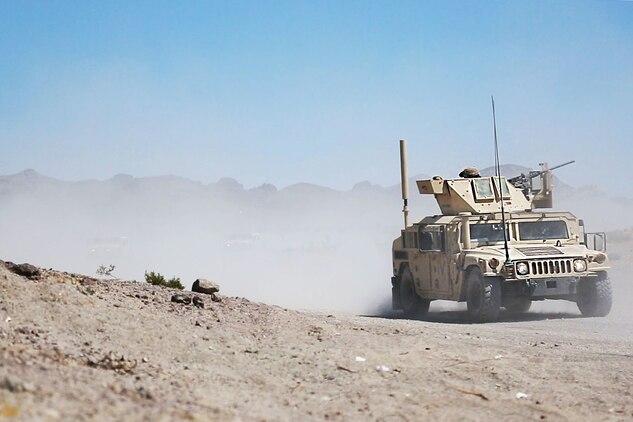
410, 225, 452, 298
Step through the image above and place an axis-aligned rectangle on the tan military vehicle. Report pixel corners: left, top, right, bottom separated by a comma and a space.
391, 140, 611, 322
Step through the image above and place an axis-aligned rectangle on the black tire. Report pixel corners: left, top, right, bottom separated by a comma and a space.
466, 268, 501, 322
577, 272, 612, 317
504, 298, 532, 314
400, 267, 430, 319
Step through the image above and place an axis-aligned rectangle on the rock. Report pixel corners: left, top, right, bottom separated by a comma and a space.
193, 296, 205, 308
191, 279, 220, 295
80, 277, 98, 286
0, 376, 35, 393
4, 262, 40, 279
171, 294, 191, 304
88, 352, 137, 373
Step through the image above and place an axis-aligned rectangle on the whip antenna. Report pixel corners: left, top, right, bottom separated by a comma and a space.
492, 96, 510, 263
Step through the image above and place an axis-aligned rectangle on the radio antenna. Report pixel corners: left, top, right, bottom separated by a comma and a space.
492, 96, 510, 263
399, 139, 409, 229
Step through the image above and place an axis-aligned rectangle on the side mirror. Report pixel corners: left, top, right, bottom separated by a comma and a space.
586, 232, 607, 252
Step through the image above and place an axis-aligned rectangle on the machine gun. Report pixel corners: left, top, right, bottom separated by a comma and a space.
509, 160, 575, 193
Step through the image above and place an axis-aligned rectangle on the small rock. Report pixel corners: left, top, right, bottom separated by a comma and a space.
43, 409, 60, 419
137, 386, 154, 400
80, 277, 97, 286
355, 356, 366, 362
193, 296, 205, 308
0, 376, 34, 393
5, 262, 40, 279
515, 392, 528, 399
191, 279, 220, 295
376, 365, 390, 372
171, 294, 191, 304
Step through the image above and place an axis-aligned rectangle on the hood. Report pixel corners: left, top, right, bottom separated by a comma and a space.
478, 244, 588, 260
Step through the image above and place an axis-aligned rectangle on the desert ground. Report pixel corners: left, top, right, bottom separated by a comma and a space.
1, 233, 632, 422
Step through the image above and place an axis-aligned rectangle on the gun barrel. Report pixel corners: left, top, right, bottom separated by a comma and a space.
529, 160, 575, 178
549, 160, 576, 172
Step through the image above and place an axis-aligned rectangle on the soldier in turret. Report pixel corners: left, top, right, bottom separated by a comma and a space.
459, 167, 481, 178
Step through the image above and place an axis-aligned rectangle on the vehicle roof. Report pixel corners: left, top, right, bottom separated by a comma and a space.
414, 211, 577, 227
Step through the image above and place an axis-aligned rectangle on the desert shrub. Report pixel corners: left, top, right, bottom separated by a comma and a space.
144, 271, 184, 290
96, 264, 116, 278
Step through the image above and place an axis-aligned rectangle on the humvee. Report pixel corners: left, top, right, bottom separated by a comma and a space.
391, 140, 612, 321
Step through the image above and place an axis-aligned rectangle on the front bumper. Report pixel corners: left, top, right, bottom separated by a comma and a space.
528, 277, 578, 299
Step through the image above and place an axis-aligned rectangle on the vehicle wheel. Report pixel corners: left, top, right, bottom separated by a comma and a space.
466, 268, 501, 322
400, 267, 430, 319
577, 272, 612, 317
504, 298, 532, 314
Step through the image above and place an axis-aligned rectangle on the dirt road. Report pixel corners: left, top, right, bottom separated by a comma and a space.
1, 259, 632, 421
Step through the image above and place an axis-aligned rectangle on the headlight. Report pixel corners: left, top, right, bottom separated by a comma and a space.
516, 262, 529, 275
573, 259, 587, 272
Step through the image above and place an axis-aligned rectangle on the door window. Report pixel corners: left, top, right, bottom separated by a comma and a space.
419, 226, 445, 252
470, 223, 509, 243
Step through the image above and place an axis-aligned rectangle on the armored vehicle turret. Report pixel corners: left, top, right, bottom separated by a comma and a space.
391, 140, 611, 322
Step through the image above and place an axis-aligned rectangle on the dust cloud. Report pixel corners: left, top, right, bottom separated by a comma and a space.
0, 171, 417, 314
0, 169, 631, 319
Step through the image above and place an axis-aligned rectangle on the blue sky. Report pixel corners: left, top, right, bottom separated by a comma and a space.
1, 1, 631, 194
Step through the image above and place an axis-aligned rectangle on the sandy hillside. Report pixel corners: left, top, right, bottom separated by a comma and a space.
1, 253, 632, 421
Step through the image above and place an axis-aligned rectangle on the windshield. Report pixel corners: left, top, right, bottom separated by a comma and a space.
470, 223, 509, 243
519, 221, 569, 240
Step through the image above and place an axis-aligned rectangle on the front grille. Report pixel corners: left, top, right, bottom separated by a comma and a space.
529, 259, 573, 275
